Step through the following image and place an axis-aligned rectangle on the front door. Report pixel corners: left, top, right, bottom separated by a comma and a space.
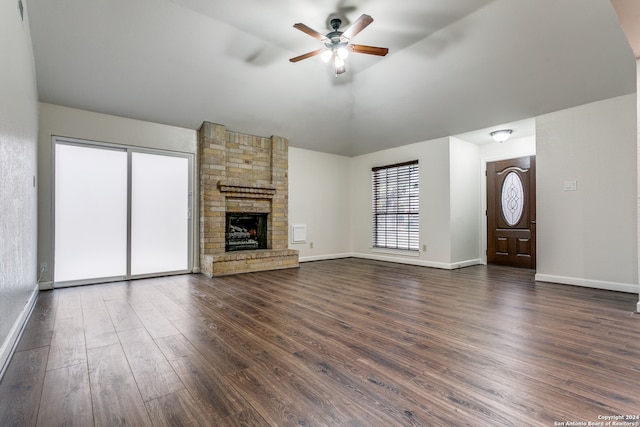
486, 156, 536, 269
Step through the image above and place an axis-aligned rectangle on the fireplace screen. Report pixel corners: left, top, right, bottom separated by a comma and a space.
226, 213, 268, 252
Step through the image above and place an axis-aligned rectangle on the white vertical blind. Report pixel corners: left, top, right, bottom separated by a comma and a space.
372, 160, 419, 251
131, 152, 189, 275
54, 144, 127, 282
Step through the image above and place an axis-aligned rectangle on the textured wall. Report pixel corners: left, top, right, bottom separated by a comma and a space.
0, 0, 39, 364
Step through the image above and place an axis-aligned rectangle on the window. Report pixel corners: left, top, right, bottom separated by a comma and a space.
372, 160, 419, 251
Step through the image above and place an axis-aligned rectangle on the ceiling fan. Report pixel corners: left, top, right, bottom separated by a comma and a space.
289, 14, 389, 75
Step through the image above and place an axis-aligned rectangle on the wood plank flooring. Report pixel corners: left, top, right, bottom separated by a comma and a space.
1, 258, 639, 426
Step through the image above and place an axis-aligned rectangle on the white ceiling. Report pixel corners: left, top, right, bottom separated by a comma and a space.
27, 0, 635, 156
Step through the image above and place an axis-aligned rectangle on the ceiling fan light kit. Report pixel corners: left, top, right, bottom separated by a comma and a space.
289, 14, 389, 76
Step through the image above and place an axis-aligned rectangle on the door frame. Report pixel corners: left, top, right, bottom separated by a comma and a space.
51, 136, 195, 288
480, 153, 536, 266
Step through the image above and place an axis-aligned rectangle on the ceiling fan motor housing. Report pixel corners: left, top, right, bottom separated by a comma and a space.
327, 19, 344, 44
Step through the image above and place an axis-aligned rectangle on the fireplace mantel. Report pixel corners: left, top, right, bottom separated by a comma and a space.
217, 180, 277, 197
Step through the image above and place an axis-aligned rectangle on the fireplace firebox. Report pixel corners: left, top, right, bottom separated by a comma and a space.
226, 213, 268, 252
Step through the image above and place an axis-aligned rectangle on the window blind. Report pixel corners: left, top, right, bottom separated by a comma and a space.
372, 160, 419, 251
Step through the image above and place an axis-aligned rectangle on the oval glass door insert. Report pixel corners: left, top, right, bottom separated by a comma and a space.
501, 171, 524, 226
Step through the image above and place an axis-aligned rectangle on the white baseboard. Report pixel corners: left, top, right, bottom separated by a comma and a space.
38, 281, 53, 290
351, 252, 481, 270
535, 273, 639, 294
449, 259, 483, 269
299, 253, 353, 263
0, 285, 38, 380
299, 251, 481, 270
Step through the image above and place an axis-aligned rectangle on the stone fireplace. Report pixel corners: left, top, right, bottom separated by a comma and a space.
198, 122, 299, 276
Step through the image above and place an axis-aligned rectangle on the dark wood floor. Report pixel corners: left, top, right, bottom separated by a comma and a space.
1, 259, 639, 426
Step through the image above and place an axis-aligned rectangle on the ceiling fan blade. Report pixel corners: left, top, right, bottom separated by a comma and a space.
349, 44, 389, 56
293, 23, 328, 42
289, 49, 325, 63
341, 14, 374, 40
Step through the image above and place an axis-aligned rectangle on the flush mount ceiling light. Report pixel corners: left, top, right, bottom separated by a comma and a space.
490, 129, 513, 143
289, 14, 389, 76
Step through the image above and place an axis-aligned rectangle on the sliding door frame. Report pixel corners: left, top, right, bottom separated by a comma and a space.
52, 136, 194, 288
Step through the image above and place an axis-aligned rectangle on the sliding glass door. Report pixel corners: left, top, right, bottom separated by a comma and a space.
54, 144, 128, 282
54, 138, 192, 286
131, 152, 189, 275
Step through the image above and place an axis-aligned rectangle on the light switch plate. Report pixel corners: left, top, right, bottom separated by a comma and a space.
563, 180, 577, 191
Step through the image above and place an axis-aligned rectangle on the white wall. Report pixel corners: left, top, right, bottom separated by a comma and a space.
449, 138, 481, 266
349, 138, 456, 268
0, 0, 39, 375
637, 61, 640, 311
346, 137, 485, 269
480, 136, 537, 162
288, 147, 351, 260
37, 103, 198, 287
536, 94, 638, 293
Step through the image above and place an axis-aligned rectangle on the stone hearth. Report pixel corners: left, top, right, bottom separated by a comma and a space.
198, 122, 299, 276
